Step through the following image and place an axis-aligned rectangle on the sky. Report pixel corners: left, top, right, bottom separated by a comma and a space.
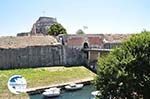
0, 0, 150, 36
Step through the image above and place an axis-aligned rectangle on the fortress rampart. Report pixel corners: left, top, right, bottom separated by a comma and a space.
0, 34, 131, 69
0, 45, 86, 69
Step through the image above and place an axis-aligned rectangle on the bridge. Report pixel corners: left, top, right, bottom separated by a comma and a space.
57, 34, 126, 72
82, 48, 111, 72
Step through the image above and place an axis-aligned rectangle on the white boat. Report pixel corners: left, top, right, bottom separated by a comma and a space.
42, 87, 61, 97
44, 87, 61, 92
65, 83, 84, 90
91, 91, 101, 96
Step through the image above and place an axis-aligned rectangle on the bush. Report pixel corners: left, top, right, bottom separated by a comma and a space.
48, 23, 67, 36
96, 31, 150, 99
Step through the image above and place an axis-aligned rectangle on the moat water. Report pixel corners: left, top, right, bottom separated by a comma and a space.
29, 85, 96, 99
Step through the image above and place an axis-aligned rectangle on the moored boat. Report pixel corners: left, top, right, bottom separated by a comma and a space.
65, 83, 84, 90
42, 87, 61, 97
91, 90, 101, 96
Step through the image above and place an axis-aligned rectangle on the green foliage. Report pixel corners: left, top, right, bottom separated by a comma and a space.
76, 29, 85, 34
48, 23, 67, 36
96, 31, 150, 99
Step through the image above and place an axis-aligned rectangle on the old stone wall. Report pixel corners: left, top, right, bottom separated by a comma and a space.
58, 34, 104, 49
63, 46, 86, 66
57, 34, 131, 49
0, 45, 86, 69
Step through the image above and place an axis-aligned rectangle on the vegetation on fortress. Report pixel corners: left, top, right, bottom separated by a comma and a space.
96, 31, 150, 99
48, 23, 67, 36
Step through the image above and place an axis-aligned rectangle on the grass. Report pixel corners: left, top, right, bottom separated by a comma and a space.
0, 66, 96, 99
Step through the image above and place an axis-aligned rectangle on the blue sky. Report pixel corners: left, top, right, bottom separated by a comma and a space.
0, 0, 150, 36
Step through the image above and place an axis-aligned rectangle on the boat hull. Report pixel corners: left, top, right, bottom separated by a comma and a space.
42, 87, 61, 97
65, 84, 83, 90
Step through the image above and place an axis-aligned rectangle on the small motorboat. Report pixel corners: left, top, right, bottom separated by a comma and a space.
91, 90, 101, 96
65, 83, 84, 90
42, 87, 61, 97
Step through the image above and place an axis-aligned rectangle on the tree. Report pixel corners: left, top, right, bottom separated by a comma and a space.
48, 23, 67, 36
76, 29, 85, 34
95, 31, 150, 99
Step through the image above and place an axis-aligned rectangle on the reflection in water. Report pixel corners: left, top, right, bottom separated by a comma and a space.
29, 85, 96, 99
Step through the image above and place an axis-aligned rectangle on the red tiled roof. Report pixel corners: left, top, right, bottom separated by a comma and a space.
67, 37, 84, 46
88, 37, 103, 45
104, 34, 131, 42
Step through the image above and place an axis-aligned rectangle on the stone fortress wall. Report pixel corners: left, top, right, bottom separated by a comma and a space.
0, 36, 86, 69
0, 34, 130, 69
0, 45, 86, 69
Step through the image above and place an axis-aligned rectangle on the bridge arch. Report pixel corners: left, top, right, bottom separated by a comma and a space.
83, 42, 89, 49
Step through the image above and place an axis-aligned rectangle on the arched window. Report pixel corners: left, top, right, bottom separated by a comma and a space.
83, 42, 89, 49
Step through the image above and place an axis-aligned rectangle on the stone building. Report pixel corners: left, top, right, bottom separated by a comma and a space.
31, 17, 57, 35
58, 34, 104, 49
102, 34, 130, 49
57, 34, 130, 49
17, 32, 30, 36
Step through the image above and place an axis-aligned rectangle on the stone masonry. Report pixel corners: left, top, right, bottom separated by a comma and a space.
0, 34, 131, 69
58, 34, 130, 49
31, 17, 57, 35
0, 36, 86, 69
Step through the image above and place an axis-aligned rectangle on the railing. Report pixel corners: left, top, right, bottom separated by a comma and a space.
83, 48, 111, 52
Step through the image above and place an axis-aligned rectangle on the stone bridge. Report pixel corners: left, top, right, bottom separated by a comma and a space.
83, 48, 110, 71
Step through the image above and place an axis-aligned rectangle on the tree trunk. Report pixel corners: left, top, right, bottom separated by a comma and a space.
143, 85, 150, 99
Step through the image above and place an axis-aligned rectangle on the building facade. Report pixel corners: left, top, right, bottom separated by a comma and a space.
31, 17, 57, 35
57, 34, 129, 49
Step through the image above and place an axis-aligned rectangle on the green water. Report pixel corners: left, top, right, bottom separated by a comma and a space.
29, 85, 96, 99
